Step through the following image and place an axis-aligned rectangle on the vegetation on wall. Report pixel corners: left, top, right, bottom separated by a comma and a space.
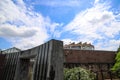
64, 67, 96, 80
112, 46, 120, 78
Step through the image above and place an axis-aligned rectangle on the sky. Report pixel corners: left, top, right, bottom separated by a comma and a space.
0, 0, 120, 51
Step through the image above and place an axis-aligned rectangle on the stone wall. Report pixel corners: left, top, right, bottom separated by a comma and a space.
64, 49, 117, 80
0, 39, 64, 80
64, 49, 116, 63
0, 54, 6, 79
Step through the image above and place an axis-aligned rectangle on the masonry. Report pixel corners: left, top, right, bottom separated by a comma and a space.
64, 49, 116, 80
0, 53, 6, 79
0, 40, 117, 80
0, 40, 64, 80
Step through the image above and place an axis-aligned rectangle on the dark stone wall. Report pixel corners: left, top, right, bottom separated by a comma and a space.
64, 49, 117, 80
0, 40, 64, 80
0, 43, 117, 80
0, 54, 6, 78
14, 39, 64, 80
64, 49, 116, 63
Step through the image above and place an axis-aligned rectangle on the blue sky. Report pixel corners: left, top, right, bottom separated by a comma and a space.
0, 0, 120, 50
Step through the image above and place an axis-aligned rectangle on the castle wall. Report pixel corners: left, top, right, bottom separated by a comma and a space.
64, 49, 116, 63
64, 49, 117, 80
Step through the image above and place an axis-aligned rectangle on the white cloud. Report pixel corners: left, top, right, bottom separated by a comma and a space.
0, 0, 59, 50
0, 24, 38, 38
63, 1, 120, 50
95, 39, 120, 51
0, 0, 120, 51
94, 0, 99, 4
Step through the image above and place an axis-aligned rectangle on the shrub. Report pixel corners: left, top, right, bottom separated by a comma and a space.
64, 67, 96, 80
111, 51, 120, 78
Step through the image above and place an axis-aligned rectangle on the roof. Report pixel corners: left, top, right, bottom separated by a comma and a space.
64, 42, 94, 48
2, 47, 21, 54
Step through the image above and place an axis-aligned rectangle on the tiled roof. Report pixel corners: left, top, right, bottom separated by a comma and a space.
64, 42, 94, 48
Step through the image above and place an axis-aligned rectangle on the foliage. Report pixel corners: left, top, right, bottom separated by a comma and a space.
117, 45, 120, 53
111, 46, 120, 78
64, 67, 96, 80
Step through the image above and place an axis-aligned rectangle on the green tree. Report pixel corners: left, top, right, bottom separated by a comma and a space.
117, 45, 120, 53
111, 46, 120, 78
64, 67, 96, 80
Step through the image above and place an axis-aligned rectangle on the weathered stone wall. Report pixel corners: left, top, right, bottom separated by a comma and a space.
64, 49, 116, 63
2, 52, 20, 80
64, 49, 116, 80
1, 39, 64, 80
0, 54, 6, 79
0, 41, 117, 80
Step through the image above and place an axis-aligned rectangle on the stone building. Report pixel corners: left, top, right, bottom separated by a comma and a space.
0, 40, 63, 80
0, 40, 118, 80
64, 42, 94, 50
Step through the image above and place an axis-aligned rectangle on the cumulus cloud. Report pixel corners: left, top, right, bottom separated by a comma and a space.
94, 0, 100, 4
0, 0, 59, 50
63, 1, 120, 50
0, 24, 38, 38
0, 0, 120, 51
95, 39, 120, 50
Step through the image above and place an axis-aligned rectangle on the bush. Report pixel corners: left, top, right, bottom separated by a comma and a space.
64, 67, 96, 80
111, 51, 120, 78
